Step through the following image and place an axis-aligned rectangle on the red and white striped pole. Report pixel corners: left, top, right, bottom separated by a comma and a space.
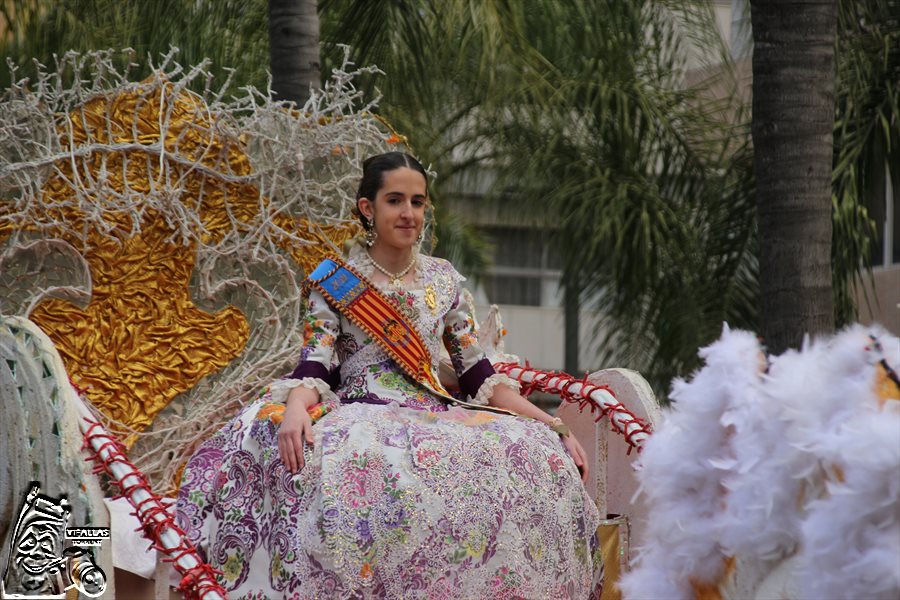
495, 362, 652, 452
74, 398, 227, 600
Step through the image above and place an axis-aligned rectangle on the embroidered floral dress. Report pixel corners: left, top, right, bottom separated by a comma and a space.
176, 244, 602, 599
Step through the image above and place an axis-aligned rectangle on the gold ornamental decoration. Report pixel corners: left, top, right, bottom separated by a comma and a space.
0, 50, 400, 480
18, 84, 254, 434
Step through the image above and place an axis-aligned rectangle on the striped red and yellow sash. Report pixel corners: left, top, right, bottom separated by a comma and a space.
306, 257, 452, 400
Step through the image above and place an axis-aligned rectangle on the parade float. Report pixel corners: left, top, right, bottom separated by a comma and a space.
1, 50, 896, 600
0, 51, 656, 599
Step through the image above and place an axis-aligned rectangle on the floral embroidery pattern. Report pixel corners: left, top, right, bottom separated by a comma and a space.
388, 288, 420, 324
176, 247, 603, 598
300, 296, 341, 371
185, 400, 601, 597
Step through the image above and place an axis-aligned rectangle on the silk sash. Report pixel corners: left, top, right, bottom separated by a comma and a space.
306, 257, 517, 415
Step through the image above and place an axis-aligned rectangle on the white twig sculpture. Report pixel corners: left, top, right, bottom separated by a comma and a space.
0, 48, 410, 493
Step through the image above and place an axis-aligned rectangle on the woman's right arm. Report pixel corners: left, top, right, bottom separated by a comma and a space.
278, 288, 341, 473
278, 386, 319, 473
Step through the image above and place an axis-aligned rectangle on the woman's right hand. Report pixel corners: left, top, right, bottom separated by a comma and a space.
561, 432, 589, 484
277, 386, 318, 474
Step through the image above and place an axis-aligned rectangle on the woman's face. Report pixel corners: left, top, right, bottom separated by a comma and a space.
359, 167, 427, 252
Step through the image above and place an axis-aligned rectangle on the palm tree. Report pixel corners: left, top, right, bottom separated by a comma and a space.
469, 1, 754, 384
268, 0, 320, 105
750, 0, 837, 354
0, 0, 323, 105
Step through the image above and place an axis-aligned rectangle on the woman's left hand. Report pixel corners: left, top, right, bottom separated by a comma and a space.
562, 434, 589, 483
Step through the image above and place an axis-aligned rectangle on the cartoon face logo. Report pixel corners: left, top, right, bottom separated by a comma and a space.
13, 521, 64, 592
2, 483, 107, 599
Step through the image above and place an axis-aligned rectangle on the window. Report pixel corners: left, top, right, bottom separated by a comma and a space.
867, 163, 898, 267
480, 226, 562, 306
481, 274, 542, 306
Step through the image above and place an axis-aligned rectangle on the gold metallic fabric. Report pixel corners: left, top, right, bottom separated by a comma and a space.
2, 82, 358, 437
273, 215, 362, 276
876, 361, 900, 406
598, 514, 630, 600
29, 215, 250, 435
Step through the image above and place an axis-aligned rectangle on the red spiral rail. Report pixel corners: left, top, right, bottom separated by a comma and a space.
78, 415, 226, 600
494, 362, 652, 452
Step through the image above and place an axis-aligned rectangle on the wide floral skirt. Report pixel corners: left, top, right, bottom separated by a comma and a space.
176, 397, 603, 599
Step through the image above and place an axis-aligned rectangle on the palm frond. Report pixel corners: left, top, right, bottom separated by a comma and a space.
0, 0, 270, 93
486, 0, 756, 391
832, 0, 900, 324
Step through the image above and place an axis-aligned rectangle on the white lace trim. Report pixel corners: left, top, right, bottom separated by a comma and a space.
269, 377, 339, 405
471, 373, 521, 406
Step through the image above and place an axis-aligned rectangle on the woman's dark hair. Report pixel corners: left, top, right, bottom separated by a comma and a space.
356, 152, 428, 229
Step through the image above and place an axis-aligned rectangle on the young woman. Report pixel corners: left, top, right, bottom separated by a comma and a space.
176, 152, 602, 599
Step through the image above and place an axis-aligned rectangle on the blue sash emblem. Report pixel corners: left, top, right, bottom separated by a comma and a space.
309, 259, 366, 306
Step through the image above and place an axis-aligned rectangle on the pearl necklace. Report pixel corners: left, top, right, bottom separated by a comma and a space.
367, 250, 416, 289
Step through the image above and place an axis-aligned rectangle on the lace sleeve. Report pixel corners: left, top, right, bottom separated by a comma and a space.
284, 288, 342, 402
471, 372, 522, 406
441, 271, 518, 405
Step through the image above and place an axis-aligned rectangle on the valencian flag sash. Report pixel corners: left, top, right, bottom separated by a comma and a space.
307, 257, 454, 400
305, 257, 517, 415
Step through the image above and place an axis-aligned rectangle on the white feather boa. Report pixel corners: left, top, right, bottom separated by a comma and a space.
619, 324, 900, 600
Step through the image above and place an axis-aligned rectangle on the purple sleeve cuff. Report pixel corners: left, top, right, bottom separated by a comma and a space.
289, 360, 341, 391
458, 358, 495, 400
290, 360, 329, 381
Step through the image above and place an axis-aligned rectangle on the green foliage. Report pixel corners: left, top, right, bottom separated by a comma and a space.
489, 2, 758, 390
3, 0, 896, 394
832, 0, 900, 325
0, 0, 270, 93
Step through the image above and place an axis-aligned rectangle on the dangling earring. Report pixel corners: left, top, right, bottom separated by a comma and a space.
365, 217, 378, 247
415, 229, 424, 247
